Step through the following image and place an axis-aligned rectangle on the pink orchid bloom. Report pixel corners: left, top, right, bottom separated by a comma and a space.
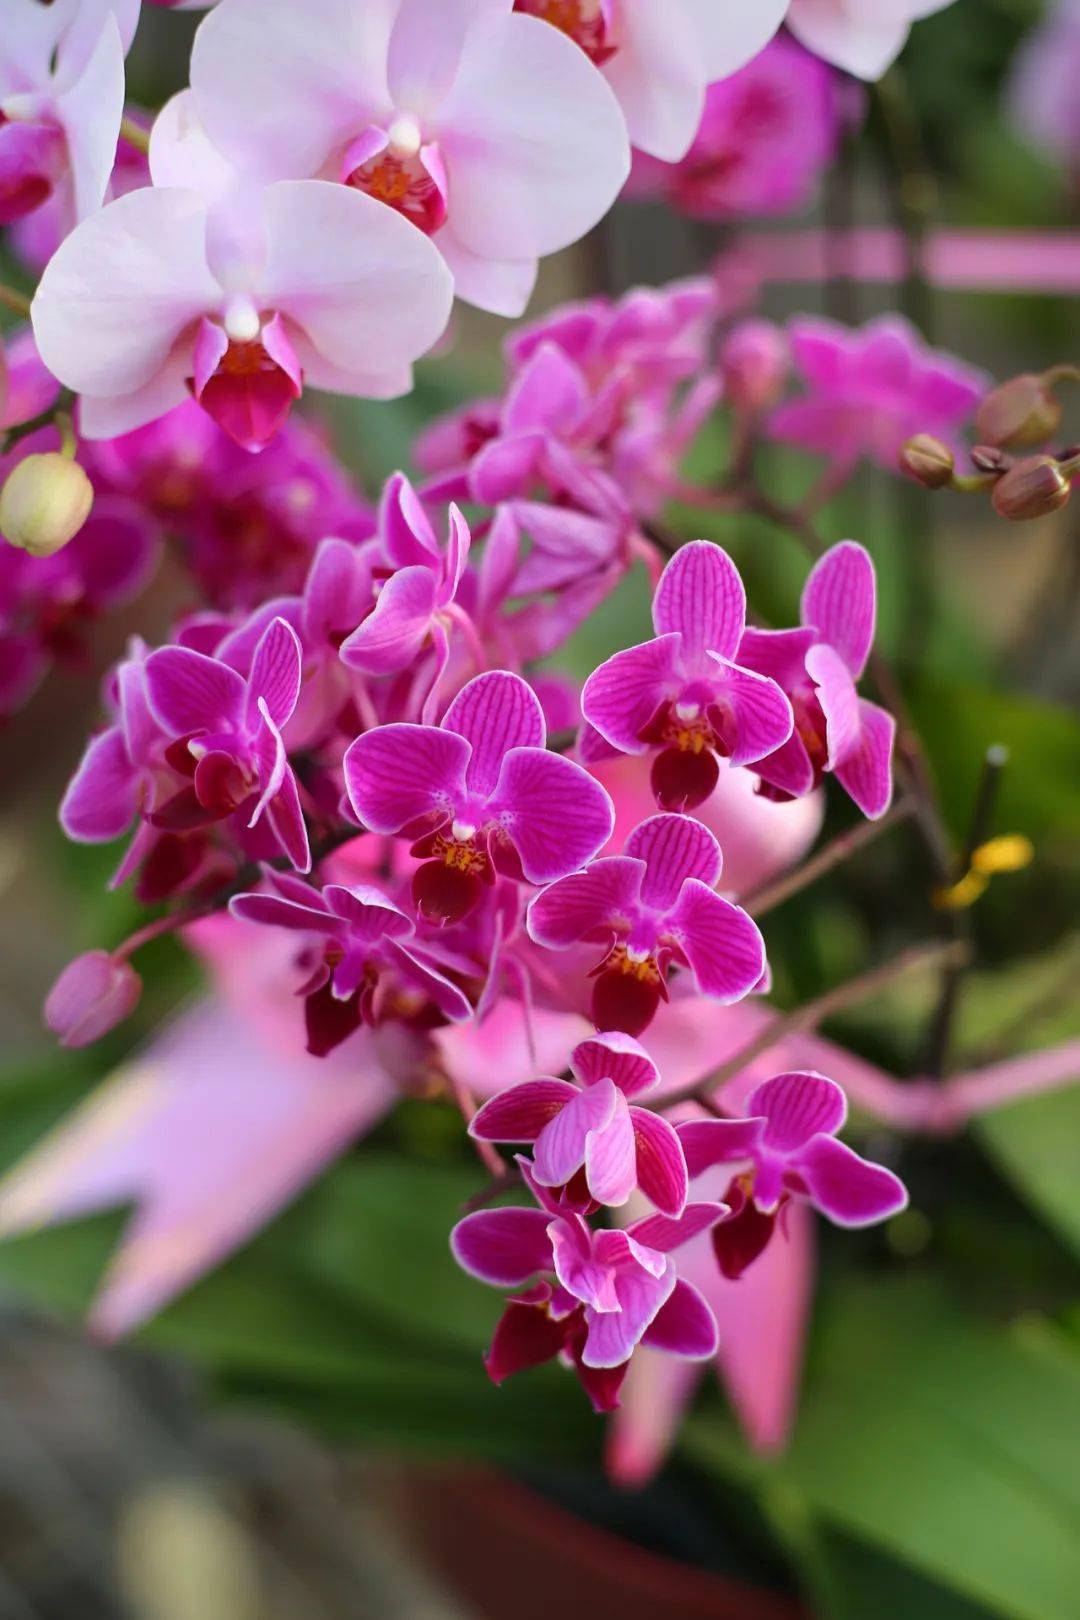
679, 1070, 908, 1278
768, 314, 987, 474
583, 542, 795, 811
31, 91, 454, 445
190, 0, 629, 317
1009, 0, 1080, 174
452, 1165, 724, 1411
143, 614, 311, 870
0, 0, 136, 229
517, 0, 789, 162
527, 813, 766, 1036
785, 0, 957, 82
230, 870, 472, 1054
471, 1031, 689, 1216
344, 669, 615, 926
626, 35, 844, 222
340, 473, 476, 719
739, 540, 896, 819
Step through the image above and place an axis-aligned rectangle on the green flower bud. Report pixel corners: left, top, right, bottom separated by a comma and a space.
0, 452, 94, 557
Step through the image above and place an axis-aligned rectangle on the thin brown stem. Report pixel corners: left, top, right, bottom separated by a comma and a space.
0, 282, 31, 318
743, 797, 914, 918
660, 938, 970, 1112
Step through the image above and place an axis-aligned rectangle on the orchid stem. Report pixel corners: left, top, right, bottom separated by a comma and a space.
0, 282, 31, 318
744, 797, 915, 918
661, 938, 970, 1113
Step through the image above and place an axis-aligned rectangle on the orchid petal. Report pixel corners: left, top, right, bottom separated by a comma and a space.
339, 566, 438, 675
491, 747, 614, 884
533, 1076, 618, 1187
653, 540, 745, 664
470, 1078, 579, 1144
668, 881, 766, 1002
625, 812, 722, 910
748, 1070, 847, 1151
246, 616, 301, 730
835, 698, 896, 820
571, 1032, 659, 1100
581, 635, 683, 755
628, 1201, 728, 1253
794, 1134, 908, 1226
581, 1260, 675, 1368
444, 670, 545, 797
629, 1107, 688, 1217
677, 1117, 765, 1177
451, 1207, 555, 1286
641, 1276, 718, 1359
527, 857, 644, 948
145, 645, 245, 736
343, 723, 470, 833
583, 1090, 639, 1206
708, 657, 795, 767
806, 642, 861, 770
60, 728, 137, 843
801, 540, 876, 679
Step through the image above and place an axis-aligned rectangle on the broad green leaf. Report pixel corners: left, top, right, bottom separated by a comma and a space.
685, 1276, 1080, 1620
976, 1084, 1080, 1260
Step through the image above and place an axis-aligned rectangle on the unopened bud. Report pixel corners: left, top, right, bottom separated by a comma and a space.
720, 320, 789, 412
975, 374, 1061, 449
899, 434, 954, 488
970, 444, 1011, 475
991, 455, 1071, 522
44, 950, 142, 1048
0, 452, 93, 557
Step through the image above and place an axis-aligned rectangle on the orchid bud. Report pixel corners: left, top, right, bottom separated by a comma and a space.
0, 452, 94, 557
899, 434, 954, 489
44, 951, 142, 1048
991, 455, 1071, 522
720, 320, 789, 413
970, 444, 1011, 475
975, 374, 1061, 449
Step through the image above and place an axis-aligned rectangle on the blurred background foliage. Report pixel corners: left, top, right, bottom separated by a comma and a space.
0, 2, 1078, 1617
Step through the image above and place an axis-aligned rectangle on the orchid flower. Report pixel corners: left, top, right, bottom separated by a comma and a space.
582, 541, 795, 811
527, 813, 766, 1036
739, 540, 896, 819
340, 473, 476, 719
190, 0, 630, 317
31, 91, 453, 445
768, 315, 987, 475
0, 0, 136, 230
230, 872, 472, 1054
344, 669, 615, 926
785, 0, 958, 83
678, 1069, 908, 1277
517, 0, 788, 162
470, 1031, 689, 1216
452, 1165, 724, 1410
144, 614, 311, 870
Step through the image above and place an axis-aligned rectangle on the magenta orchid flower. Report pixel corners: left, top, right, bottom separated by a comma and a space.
739, 540, 896, 819
678, 1070, 908, 1278
340, 473, 474, 719
518, 0, 788, 162
345, 670, 613, 927
582, 542, 794, 812
190, 0, 629, 318
452, 1168, 724, 1411
144, 614, 311, 871
527, 813, 766, 1037
768, 314, 986, 474
31, 91, 453, 446
0, 0, 137, 230
470, 1032, 688, 1216
230, 871, 472, 1055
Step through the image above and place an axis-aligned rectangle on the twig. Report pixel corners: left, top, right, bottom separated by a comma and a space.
0, 282, 31, 319
660, 938, 970, 1112
461, 1160, 522, 1214
743, 797, 914, 918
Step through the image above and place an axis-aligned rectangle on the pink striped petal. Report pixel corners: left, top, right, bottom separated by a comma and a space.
265, 767, 311, 873
571, 1032, 659, 1099
451, 1207, 555, 1286
801, 540, 876, 679
503, 341, 590, 435
630, 1106, 688, 1217
491, 749, 614, 883
806, 642, 861, 770
581, 1261, 675, 1368
386, 942, 473, 1024
738, 625, 817, 689
526, 857, 644, 948
708, 658, 794, 767
533, 1077, 619, 1187
669, 881, 765, 1002
642, 1276, 718, 1359
246, 616, 301, 729
145, 645, 245, 736
584, 1091, 638, 1206
677, 1117, 765, 1177
343, 723, 470, 833
581, 635, 683, 755
652, 540, 746, 664
835, 697, 895, 820
60, 728, 138, 842
628, 1201, 728, 1254
339, 566, 438, 674
445, 670, 546, 797
749, 1070, 847, 1151
626, 812, 722, 910
753, 731, 817, 800
793, 1134, 908, 1227
229, 892, 340, 934
470, 1078, 579, 1144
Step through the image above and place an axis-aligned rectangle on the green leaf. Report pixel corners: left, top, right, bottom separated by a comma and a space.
685, 1276, 1080, 1620
976, 1084, 1080, 1261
